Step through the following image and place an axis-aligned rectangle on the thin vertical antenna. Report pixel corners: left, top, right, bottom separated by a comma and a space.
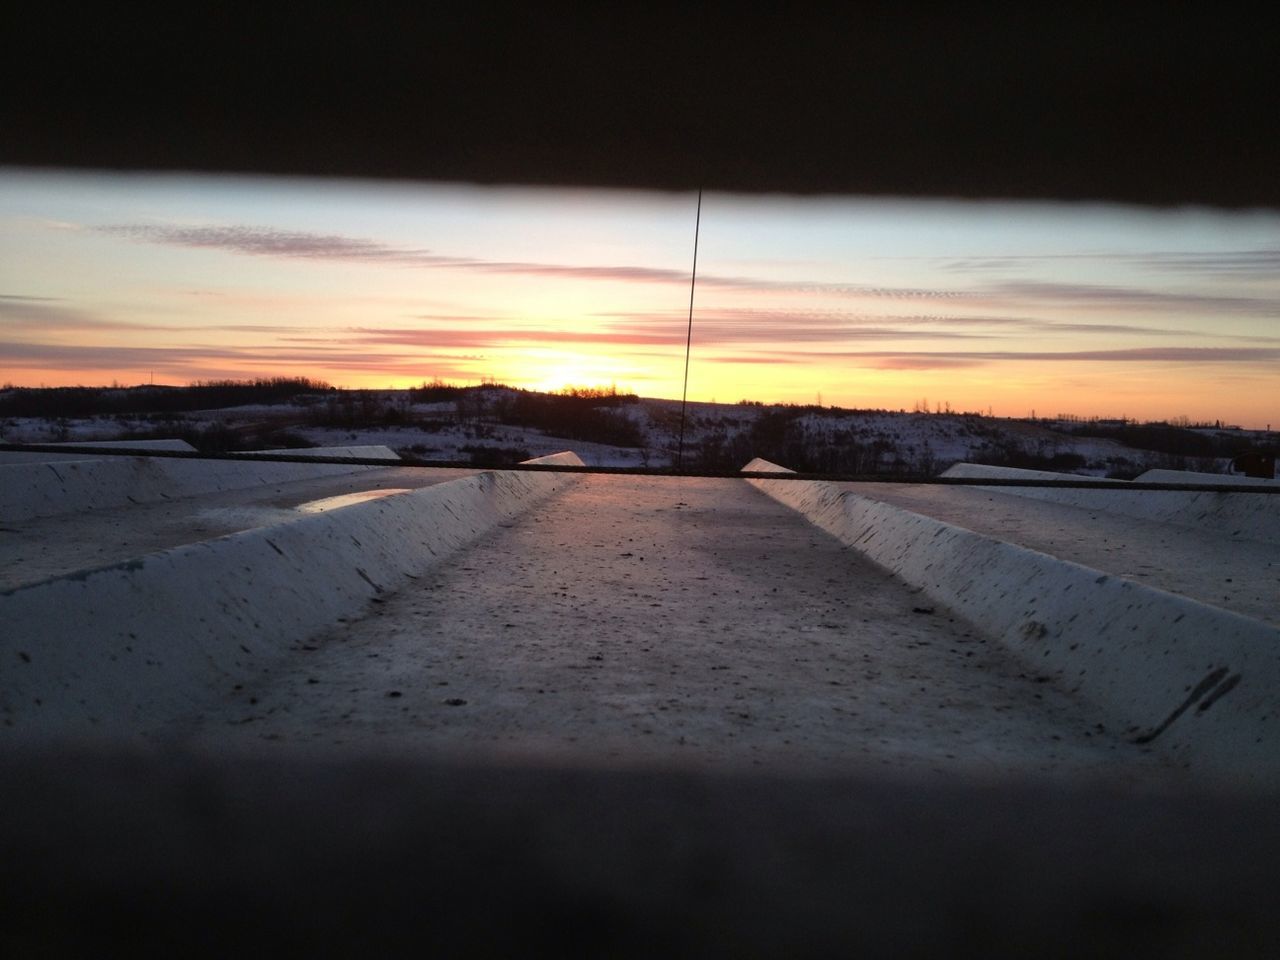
676, 188, 702, 470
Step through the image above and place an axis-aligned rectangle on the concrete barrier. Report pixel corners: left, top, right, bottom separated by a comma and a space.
744, 459, 1280, 785
0, 439, 197, 465
941, 462, 1280, 545
1138, 468, 1278, 487
234, 445, 402, 461
0, 452, 585, 739
941, 462, 1124, 485
1, 456, 389, 522
55, 439, 197, 452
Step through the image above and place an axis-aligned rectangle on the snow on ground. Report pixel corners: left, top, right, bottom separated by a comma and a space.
294, 423, 648, 467
659, 403, 1216, 476
0, 416, 173, 444
1, 391, 1247, 474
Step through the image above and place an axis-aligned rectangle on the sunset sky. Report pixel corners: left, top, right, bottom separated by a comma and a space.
2, 169, 1277, 426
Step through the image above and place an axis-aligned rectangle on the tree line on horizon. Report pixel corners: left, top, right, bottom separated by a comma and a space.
1, 378, 1270, 467
0, 378, 334, 418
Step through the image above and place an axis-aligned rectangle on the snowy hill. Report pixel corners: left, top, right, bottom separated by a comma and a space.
2, 386, 1268, 476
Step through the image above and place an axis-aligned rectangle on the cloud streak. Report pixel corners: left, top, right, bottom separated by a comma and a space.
0, 296, 187, 333
102, 223, 715, 286
987, 279, 1280, 316
0, 339, 479, 379
0, 296, 321, 337
102, 224, 467, 267
104, 223, 1280, 322
940, 249, 1280, 278
331, 320, 998, 351
100, 223, 984, 300
785, 346, 1280, 370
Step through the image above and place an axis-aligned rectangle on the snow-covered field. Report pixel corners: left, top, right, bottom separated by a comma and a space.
1, 388, 1262, 476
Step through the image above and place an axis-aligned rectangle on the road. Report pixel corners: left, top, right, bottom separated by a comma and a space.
184, 474, 1178, 782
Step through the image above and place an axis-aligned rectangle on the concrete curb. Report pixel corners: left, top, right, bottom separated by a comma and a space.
1138, 468, 1278, 487
0, 452, 585, 739
942, 462, 1280, 545
0, 438, 200, 463
233, 444, 402, 461
1, 456, 388, 522
0, 439, 197, 464
744, 459, 1280, 785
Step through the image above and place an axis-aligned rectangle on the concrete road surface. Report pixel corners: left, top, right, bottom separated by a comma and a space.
182, 475, 1178, 782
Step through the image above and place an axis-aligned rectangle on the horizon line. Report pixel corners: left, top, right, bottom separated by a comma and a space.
0, 379, 1270, 432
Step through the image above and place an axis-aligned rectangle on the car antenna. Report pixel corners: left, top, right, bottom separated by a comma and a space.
676, 188, 702, 471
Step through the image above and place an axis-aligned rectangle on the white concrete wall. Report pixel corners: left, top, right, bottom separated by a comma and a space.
1, 456, 387, 522
234, 445, 402, 461
941, 462, 1280, 545
0, 452, 584, 740
941, 463, 1124, 484
49, 439, 198, 452
0, 439, 197, 464
1138, 468, 1277, 487
745, 459, 1280, 785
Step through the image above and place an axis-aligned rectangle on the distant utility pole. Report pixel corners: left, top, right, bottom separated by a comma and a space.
676, 188, 702, 470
